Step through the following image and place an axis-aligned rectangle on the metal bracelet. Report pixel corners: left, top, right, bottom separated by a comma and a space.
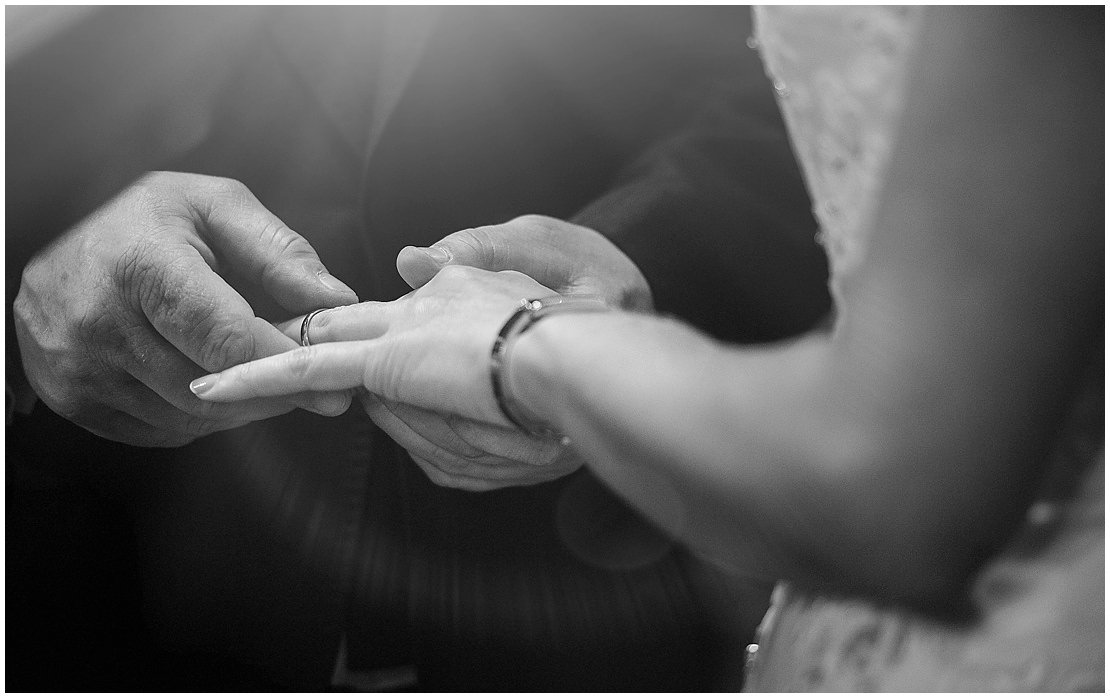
489, 295, 609, 437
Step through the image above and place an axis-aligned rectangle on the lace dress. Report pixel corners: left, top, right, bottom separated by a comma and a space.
742, 7, 1105, 691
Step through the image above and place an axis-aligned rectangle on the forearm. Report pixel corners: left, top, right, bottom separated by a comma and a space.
507, 313, 868, 590
505, 300, 1063, 608
507, 7, 1103, 607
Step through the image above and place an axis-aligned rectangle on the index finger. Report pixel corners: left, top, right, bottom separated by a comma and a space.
189, 342, 375, 401
139, 243, 299, 370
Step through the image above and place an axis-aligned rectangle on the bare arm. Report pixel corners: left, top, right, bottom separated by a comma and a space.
507, 6, 1102, 605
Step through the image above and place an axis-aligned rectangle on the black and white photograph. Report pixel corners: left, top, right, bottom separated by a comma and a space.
5, 5, 1104, 692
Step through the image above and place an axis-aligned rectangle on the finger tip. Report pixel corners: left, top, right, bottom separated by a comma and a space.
310, 391, 352, 417
316, 271, 359, 302
189, 375, 218, 398
396, 247, 442, 288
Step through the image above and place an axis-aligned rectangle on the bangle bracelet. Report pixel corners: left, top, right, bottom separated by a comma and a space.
490, 295, 609, 437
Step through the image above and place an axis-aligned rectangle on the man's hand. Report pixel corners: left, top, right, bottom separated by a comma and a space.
396, 214, 653, 311
378, 215, 651, 490
360, 393, 583, 492
13, 171, 358, 447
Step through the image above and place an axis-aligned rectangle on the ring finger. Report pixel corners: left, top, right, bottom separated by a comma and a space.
276, 301, 395, 345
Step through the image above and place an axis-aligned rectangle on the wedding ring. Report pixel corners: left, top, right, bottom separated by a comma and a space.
300, 308, 327, 347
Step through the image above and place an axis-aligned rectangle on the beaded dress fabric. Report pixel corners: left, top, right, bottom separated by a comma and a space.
743, 6, 1105, 691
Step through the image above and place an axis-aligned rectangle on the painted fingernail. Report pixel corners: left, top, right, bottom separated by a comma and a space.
423, 246, 450, 264
190, 375, 218, 396
317, 271, 356, 296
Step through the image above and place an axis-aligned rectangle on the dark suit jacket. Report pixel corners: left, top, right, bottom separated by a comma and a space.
7, 6, 829, 691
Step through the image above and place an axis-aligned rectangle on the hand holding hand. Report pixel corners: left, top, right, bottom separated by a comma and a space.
396, 214, 652, 311
14, 171, 358, 447
195, 266, 587, 489
358, 393, 582, 491
355, 215, 649, 489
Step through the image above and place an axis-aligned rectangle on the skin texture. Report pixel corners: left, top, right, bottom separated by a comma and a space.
14, 171, 357, 447
192, 8, 1101, 607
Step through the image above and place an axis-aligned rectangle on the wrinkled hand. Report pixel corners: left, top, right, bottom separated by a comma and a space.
374, 214, 650, 488
197, 266, 587, 491
396, 214, 653, 311
13, 171, 358, 447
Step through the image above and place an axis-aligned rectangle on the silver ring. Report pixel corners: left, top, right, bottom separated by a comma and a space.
300, 308, 327, 347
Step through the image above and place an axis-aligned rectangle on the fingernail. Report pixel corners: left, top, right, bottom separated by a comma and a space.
190, 375, 218, 396
311, 391, 351, 416
317, 271, 356, 296
423, 246, 450, 264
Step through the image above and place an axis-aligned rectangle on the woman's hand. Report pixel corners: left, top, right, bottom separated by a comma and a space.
193, 266, 548, 421
191, 265, 585, 489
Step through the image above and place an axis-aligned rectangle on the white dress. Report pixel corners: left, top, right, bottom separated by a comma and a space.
742, 6, 1105, 691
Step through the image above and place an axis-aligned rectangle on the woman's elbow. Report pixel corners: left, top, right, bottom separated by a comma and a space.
829, 448, 1031, 614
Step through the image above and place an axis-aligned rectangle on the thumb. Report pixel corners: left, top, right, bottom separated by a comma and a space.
191, 180, 359, 312
396, 245, 450, 289
396, 221, 564, 290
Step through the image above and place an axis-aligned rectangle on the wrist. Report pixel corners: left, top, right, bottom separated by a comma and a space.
505, 313, 577, 434
490, 295, 610, 437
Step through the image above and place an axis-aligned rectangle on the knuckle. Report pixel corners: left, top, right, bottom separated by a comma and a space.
208, 175, 250, 199
122, 173, 163, 204
128, 255, 258, 372
113, 246, 143, 294
494, 269, 537, 289
450, 227, 489, 249
11, 291, 29, 330
511, 213, 557, 236
135, 170, 178, 189
284, 346, 317, 380
258, 222, 315, 279
18, 255, 49, 296
194, 175, 253, 217
113, 232, 165, 300
509, 213, 547, 228
11, 281, 42, 337
258, 218, 302, 254
31, 354, 103, 417
75, 305, 128, 357
446, 227, 496, 262
428, 264, 488, 290
433, 264, 472, 282
199, 316, 257, 371
125, 173, 193, 224
128, 246, 177, 315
